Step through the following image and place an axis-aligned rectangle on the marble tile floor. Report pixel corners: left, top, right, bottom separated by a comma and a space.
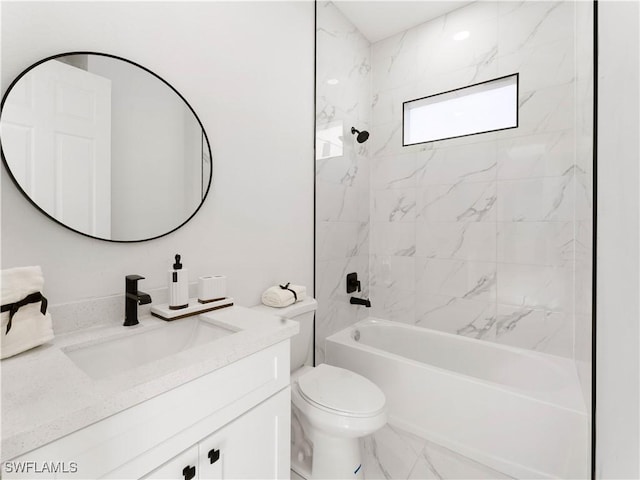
362, 423, 513, 480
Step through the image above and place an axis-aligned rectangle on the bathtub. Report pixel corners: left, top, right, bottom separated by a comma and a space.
325, 318, 589, 479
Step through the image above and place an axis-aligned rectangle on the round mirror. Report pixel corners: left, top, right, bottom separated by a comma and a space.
0, 52, 212, 242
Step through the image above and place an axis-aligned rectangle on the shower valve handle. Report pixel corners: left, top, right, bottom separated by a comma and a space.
346, 272, 361, 294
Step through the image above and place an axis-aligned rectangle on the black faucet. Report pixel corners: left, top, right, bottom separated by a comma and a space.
124, 275, 152, 326
350, 297, 371, 308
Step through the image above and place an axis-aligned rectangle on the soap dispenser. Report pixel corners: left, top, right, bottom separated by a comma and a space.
168, 254, 189, 310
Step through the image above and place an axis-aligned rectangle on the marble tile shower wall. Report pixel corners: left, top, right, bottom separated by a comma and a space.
368, 1, 592, 359
315, 1, 371, 364
573, 0, 594, 407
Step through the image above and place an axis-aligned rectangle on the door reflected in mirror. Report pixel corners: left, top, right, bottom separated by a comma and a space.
0, 52, 212, 242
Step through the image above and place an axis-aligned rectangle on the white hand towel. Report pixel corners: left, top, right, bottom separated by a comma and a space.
261, 284, 307, 308
1, 266, 54, 359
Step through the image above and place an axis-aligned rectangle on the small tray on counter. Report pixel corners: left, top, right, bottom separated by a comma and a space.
150, 297, 234, 321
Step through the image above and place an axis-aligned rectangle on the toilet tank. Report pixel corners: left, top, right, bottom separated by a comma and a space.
251, 298, 317, 371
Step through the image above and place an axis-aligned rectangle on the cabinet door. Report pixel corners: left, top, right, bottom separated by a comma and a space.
198, 388, 290, 480
141, 444, 199, 480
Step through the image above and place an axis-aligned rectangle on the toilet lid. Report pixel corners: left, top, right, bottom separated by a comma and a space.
297, 364, 386, 416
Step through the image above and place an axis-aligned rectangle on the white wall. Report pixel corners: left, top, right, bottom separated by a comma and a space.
596, 1, 640, 478
1, 1, 315, 308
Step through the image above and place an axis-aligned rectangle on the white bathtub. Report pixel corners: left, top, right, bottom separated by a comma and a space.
325, 318, 589, 479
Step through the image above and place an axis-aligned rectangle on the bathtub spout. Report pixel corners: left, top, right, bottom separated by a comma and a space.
350, 297, 371, 307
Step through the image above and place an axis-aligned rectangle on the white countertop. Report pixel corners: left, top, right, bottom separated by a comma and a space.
1, 305, 298, 462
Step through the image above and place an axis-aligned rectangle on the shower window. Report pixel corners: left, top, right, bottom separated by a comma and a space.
403, 73, 519, 145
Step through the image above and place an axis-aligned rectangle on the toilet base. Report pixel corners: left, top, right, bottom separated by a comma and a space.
291, 406, 313, 478
309, 431, 364, 479
291, 405, 364, 480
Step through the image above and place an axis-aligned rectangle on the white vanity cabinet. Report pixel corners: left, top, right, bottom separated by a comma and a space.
142, 445, 200, 480
143, 388, 290, 480
197, 389, 289, 480
3, 341, 291, 480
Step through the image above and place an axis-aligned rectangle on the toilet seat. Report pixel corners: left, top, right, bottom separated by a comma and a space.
296, 364, 386, 417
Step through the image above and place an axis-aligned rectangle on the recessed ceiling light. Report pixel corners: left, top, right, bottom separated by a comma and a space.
327, 78, 339, 85
453, 30, 470, 41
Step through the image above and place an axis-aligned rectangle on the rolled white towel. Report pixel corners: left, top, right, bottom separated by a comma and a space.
261, 283, 307, 308
1, 266, 54, 359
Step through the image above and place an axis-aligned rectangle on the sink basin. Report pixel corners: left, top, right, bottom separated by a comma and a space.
64, 317, 239, 379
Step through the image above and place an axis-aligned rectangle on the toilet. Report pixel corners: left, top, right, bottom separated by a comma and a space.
252, 298, 387, 479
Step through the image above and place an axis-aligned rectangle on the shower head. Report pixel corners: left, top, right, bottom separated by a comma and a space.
351, 127, 370, 144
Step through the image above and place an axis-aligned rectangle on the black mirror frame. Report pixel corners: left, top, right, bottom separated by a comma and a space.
0, 51, 213, 243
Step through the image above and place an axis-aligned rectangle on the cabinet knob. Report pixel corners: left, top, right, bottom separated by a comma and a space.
208, 448, 220, 464
182, 465, 196, 480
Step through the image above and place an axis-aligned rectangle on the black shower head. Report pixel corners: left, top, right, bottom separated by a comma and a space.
351, 127, 370, 144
